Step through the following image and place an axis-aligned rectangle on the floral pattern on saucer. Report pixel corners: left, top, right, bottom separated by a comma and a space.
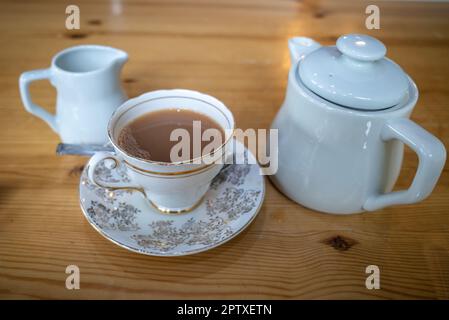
79, 141, 265, 256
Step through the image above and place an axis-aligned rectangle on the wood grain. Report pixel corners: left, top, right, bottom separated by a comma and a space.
0, 0, 449, 299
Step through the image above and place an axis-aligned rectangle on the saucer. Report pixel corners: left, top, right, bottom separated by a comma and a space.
79, 141, 265, 256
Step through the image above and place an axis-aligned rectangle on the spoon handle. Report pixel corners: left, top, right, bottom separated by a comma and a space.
56, 143, 114, 156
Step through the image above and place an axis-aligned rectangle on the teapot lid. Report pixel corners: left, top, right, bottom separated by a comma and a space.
298, 34, 409, 110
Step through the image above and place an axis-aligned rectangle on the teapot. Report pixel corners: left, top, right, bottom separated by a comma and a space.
19, 45, 128, 144
270, 34, 446, 214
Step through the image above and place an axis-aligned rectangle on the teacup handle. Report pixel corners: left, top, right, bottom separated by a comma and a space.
87, 151, 145, 193
364, 118, 446, 211
19, 68, 58, 133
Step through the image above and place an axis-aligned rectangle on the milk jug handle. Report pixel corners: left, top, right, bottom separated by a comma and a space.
19, 68, 58, 133
364, 118, 446, 211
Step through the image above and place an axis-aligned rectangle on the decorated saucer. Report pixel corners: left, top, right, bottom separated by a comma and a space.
79, 141, 265, 256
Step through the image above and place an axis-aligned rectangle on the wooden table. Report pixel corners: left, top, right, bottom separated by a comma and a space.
1, 0, 448, 299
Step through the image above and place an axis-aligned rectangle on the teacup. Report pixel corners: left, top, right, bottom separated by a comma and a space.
86, 89, 234, 213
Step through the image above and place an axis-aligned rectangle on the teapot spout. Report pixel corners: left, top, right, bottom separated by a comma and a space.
112, 49, 128, 68
288, 37, 321, 64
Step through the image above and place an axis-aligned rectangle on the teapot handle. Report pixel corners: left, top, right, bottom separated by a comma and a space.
364, 118, 446, 211
19, 68, 58, 133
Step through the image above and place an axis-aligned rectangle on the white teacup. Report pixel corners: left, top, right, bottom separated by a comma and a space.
87, 89, 234, 213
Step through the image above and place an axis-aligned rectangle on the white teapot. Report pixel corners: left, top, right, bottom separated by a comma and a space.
270, 34, 446, 214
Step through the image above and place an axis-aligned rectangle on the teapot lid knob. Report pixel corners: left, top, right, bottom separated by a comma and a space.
336, 34, 386, 62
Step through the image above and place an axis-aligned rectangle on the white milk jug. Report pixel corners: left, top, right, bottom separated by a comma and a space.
19, 45, 128, 144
